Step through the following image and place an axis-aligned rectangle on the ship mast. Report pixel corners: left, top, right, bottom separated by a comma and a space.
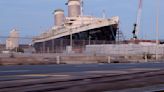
80, 0, 84, 16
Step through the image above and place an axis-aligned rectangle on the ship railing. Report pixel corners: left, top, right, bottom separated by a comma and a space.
70, 20, 116, 33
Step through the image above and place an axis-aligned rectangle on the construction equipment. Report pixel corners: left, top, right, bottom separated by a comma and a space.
132, 0, 143, 39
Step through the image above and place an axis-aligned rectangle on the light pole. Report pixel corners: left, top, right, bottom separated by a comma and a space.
70, 29, 73, 49
155, 0, 160, 61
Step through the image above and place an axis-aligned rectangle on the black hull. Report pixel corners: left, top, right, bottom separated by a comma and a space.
34, 25, 118, 53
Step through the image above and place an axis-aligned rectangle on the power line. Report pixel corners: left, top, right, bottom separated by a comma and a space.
0, 36, 34, 39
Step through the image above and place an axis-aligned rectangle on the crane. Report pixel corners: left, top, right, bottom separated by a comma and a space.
132, 0, 143, 39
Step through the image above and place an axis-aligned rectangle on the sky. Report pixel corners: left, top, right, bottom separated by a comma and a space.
0, 0, 164, 40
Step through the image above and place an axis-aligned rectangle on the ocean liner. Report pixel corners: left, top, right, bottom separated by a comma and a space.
33, 0, 119, 53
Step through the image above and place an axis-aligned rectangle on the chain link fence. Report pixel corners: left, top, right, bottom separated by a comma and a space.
33, 39, 116, 53
1, 36, 164, 60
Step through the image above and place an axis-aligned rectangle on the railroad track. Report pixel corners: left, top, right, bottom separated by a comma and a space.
0, 69, 164, 92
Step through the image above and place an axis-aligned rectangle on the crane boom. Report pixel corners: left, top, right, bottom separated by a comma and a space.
133, 0, 143, 39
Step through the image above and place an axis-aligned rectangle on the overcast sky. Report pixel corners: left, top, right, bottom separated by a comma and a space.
0, 0, 164, 40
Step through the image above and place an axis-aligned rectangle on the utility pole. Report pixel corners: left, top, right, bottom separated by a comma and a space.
156, 0, 160, 61
70, 29, 73, 49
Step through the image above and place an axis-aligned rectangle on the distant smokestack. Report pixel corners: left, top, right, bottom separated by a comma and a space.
53, 9, 65, 26
68, 0, 81, 17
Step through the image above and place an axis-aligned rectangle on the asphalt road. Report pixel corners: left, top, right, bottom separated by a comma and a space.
0, 63, 164, 92
0, 62, 164, 76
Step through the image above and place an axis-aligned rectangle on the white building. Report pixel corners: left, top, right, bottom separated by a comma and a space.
6, 29, 19, 50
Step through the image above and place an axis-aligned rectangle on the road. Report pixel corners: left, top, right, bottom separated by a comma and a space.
0, 63, 164, 92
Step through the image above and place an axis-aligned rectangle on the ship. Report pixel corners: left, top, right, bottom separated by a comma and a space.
33, 0, 119, 53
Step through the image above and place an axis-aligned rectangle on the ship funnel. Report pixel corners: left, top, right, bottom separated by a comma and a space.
67, 0, 81, 17
54, 9, 65, 26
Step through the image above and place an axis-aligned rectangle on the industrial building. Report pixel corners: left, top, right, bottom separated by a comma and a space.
6, 29, 19, 50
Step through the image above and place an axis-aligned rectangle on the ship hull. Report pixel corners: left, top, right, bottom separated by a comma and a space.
33, 25, 118, 53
